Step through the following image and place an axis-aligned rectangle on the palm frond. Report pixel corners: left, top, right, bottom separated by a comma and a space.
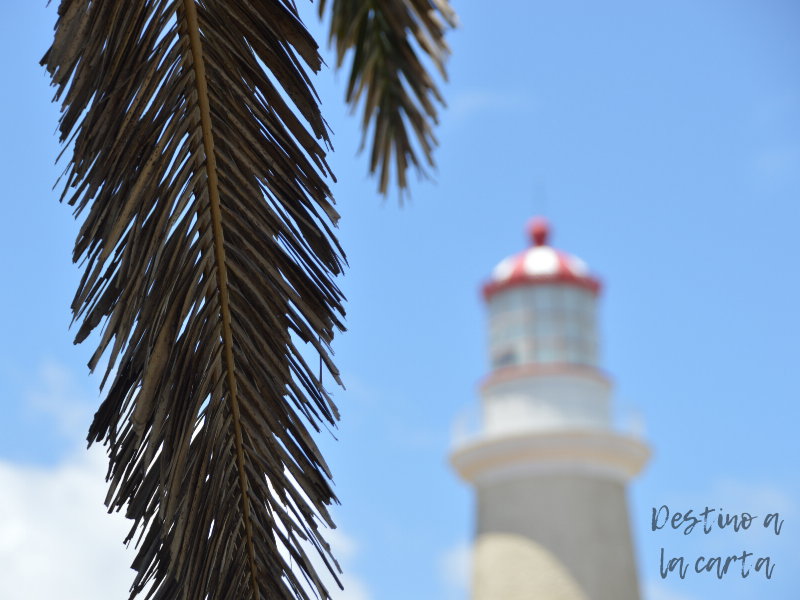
42, 1, 346, 599
320, 0, 459, 199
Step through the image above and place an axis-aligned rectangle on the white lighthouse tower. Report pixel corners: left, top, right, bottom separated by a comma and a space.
451, 217, 649, 600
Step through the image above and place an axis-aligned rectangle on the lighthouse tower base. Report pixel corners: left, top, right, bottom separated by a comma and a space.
452, 429, 649, 600
473, 532, 587, 600
476, 475, 639, 600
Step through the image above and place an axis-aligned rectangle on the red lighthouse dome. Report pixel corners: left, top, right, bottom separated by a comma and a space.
483, 217, 601, 300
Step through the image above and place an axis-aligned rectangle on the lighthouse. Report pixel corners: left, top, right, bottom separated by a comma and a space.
451, 217, 650, 600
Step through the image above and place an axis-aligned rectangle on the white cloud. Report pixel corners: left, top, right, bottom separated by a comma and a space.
654, 477, 797, 523
439, 540, 472, 598
0, 447, 373, 600
303, 527, 372, 600
643, 580, 698, 600
1, 362, 372, 600
26, 361, 95, 438
448, 90, 530, 121
0, 445, 137, 600
275, 472, 372, 600
750, 146, 800, 184
711, 479, 797, 518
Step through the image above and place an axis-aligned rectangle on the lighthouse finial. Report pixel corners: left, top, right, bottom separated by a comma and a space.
527, 216, 550, 246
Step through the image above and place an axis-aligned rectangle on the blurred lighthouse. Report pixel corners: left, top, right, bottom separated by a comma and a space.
450, 217, 649, 600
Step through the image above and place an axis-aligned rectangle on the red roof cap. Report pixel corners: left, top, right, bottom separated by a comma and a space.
483, 217, 601, 300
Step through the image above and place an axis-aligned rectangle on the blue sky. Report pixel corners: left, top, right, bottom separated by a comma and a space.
0, 1, 798, 599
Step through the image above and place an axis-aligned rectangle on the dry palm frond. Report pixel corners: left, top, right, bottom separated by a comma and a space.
42, 1, 346, 599
320, 0, 459, 199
